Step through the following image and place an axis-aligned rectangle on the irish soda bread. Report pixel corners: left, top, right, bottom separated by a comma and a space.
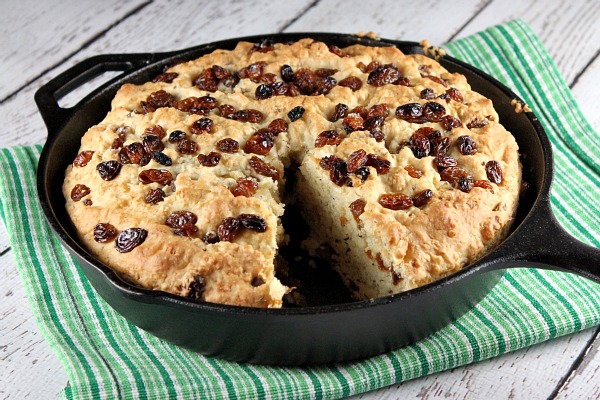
63, 38, 521, 307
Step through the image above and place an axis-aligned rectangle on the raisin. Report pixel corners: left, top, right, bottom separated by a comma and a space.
83, 199, 92, 206
238, 213, 267, 232
217, 217, 240, 242
115, 228, 147, 253
346, 149, 368, 173
244, 131, 274, 155
217, 138, 239, 153
255, 84, 273, 100
70, 184, 90, 201
202, 232, 220, 244
96, 161, 121, 181
378, 193, 413, 210
93, 223, 117, 243
191, 118, 213, 135
168, 130, 186, 143
166, 211, 198, 237
143, 135, 164, 153
405, 165, 423, 178
143, 90, 176, 111
441, 115, 462, 131
315, 130, 341, 148
365, 154, 391, 174
144, 125, 166, 140
221, 73, 240, 88
329, 158, 349, 186
152, 72, 178, 83
124, 142, 146, 165
420, 88, 435, 100
231, 177, 258, 197
111, 138, 124, 149
331, 103, 348, 122
440, 167, 473, 192
138, 169, 173, 185
288, 106, 305, 122
250, 38, 274, 53
319, 155, 339, 170
395, 103, 425, 123
431, 135, 450, 156
362, 117, 383, 133
268, 118, 288, 134
249, 156, 280, 180
177, 138, 198, 154
329, 45, 347, 57
423, 75, 447, 87
359, 61, 381, 73
467, 118, 489, 129
245, 109, 264, 123
281, 64, 295, 82
456, 135, 478, 155
474, 179, 495, 193
239, 62, 266, 82
194, 69, 218, 92
343, 113, 364, 133
73, 151, 94, 167
367, 64, 401, 86
212, 65, 230, 80
369, 128, 385, 142
412, 189, 433, 207
145, 188, 166, 204
251, 276, 265, 287
271, 81, 289, 96
198, 151, 221, 167
410, 131, 431, 158
187, 275, 206, 300
446, 88, 463, 102
434, 154, 458, 169
177, 96, 217, 115
349, 199, 367, 222
338, 76, 362, 91
486, 161, 503, 184
423, 102, 446, 122
354, 166, 370, 182
152, 151, 172, 166
260, 73, 277, 84
218, 104, 237, 119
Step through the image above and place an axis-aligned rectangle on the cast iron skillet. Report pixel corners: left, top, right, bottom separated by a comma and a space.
35, 33, 600, 365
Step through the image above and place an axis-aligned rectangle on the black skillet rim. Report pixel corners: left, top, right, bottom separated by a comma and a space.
36, 32, 552, 317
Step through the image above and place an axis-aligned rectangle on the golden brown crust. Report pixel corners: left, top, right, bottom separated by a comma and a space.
63, 38, 520, 306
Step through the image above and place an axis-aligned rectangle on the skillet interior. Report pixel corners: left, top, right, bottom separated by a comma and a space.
37, 33, 546, 364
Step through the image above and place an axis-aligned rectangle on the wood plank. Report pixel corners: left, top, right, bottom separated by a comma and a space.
0, 0, 314, 148
355, 329, 597, 400
284, 0, 489, 44
0, 0, 149, 101
570, 54, 600, 131
452, 0, 600, 85
0, 250, 66, 399
554, 328, 600, 399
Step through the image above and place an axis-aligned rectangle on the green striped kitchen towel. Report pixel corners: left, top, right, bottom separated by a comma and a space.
1, 19, 600, 399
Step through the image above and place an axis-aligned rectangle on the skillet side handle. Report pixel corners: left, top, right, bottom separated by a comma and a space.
34, 53, 154, 134
498, 198, 600, 284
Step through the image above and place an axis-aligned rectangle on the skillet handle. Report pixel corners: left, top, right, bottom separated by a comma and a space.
495, 198, 600, 284
34, 53, 155, 133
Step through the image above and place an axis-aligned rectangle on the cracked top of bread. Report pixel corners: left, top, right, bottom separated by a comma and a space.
63, 38, 520, 307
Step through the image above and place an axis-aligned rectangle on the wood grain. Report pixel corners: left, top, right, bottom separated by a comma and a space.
554, 328, 600, 399
0, 251, 66, 399
1, 0, 599, 398
284, 0, 489, 44
355, 329, 597, 399
453, 0, 600, 85
0, 0, 148, 101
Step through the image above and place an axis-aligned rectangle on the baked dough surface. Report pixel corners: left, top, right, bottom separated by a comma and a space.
63, 38, 520, 307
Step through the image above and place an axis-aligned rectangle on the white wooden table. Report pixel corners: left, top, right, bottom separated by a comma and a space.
1, 0, 599, 398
